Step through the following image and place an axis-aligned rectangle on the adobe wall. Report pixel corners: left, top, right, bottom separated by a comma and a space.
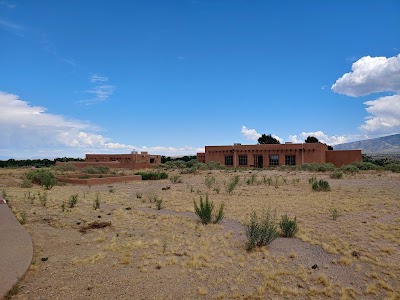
58, 175, 142, 185
325, 150, 362, 167
204, 143, 328, 167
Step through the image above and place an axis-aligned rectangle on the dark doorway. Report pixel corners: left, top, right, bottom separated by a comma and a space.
254, 155, 263, 168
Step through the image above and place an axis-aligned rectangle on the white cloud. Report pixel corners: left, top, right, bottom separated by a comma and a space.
361, 94, 400, 131
332, 54, 400, 133
90, 74, 109, 83
332, 54, 400, 97
80, 75, 115, 104
0, 91, 202, 158
299, 131, 347, 145
241, 126, 261, 141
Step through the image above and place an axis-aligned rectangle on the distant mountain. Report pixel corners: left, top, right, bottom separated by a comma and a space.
334, 134, 400, 154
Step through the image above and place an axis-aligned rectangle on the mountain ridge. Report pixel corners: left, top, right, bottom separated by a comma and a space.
334, 134, 400, 154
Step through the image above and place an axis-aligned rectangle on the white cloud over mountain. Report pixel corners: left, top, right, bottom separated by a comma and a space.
332, 54, 400, 133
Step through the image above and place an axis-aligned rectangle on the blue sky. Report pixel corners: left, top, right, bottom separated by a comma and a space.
1, 0, 399, 158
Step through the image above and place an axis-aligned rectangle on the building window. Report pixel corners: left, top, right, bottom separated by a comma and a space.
269, 155, 279, 166
150, 158, 155, 164
238, 155, 247, 166
225, 155, 233, 166
285, 155, 296, 166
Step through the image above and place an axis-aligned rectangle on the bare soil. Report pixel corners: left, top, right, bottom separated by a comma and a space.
1, 168, 400, 299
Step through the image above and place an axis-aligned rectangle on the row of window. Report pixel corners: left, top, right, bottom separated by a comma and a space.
224, 155, 296, 166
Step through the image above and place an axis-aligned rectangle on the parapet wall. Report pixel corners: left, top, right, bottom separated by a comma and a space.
325, 150, 362, 167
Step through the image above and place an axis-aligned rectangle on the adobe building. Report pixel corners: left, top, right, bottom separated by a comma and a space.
196, 142, 361, 168
56, 151, 161, 169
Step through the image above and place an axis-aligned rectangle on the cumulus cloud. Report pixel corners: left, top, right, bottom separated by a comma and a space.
332, 54, 400, 133
331, 54, 400, 97
241, 126, 261, 141
361, 94, 400, 131
0, 91, 202, 158
298, 131, 347, 145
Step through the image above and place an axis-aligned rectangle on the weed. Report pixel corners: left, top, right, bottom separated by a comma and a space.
93, 193, 100, 210
279, 214, 298, 237
170, 175, 182, 184
226, 175, 240, 194
245, 209, 278, 251
68, 194, 78, 208
213, 186, 220, 194
312, 179, 331, 192
330, 169, 344, 179
330, 208, 340, 220
308, 175, 317, 185
156, 198, 164, 210
205, 175, 216, 189
20, 177, 33, 188
61, 201, 65, 212
19, 211, 27, 225
39, 192, 48, 207
194, 194, 224, 224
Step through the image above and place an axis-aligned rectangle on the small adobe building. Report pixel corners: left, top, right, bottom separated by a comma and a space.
197, 142, 361, 168
56, 151, 161, 169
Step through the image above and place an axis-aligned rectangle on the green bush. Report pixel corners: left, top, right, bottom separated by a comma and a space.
68, 194, 78, 208
205, 175, 216, 189
279, 214, 298, 237
136, 171, 168, 180
207, 161, 224, 170
312, 179, 331, 192
20, 177, 33, 188
55, 163, 76, 172
384, 163, 400, 173
351, 162, 380, 170
80, 166, 109, 174
226, 175, 240, 194
194, 194, 224, 224
301, 163, 335, 172
26, 169, 57, 189
341, 164, 359, 174
245, 209, 278, 251
308, 175, 317, 185
329, 169, 343, 179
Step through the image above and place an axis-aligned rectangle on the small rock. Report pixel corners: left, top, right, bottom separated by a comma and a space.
97, 215, 101, 218
107, 212, 112, 215
311, 264, 318, 270
352, 250, 361, 258
125, 207, 132, 210
41, 257, 48, 262
76, 222, 81, 225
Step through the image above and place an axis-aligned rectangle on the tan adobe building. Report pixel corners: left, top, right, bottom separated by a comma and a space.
56, 151, 161, 169
197, 142, 361, 168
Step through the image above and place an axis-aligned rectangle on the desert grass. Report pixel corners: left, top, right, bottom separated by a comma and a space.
1, 167, 399, 299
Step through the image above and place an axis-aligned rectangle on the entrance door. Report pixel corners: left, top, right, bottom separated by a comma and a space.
254, 155, 263, 168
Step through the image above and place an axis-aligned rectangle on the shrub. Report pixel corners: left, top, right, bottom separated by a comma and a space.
80, 166, 109, 174
136, 171, 168, 180
56, 163, 76, 172
38, 192, 48, 207
18, 211, 27, 225
20, 177, 33, 188
330, 208, 339, 220
341, 164, 359, 174
351, 162, 380, 170
170, 175, 182, 183
301, 163, 335, 172
226, 175, 240, 194
245, 209, 278, 251
68, 194, 78, 208
312, 179, 331, 192
318, 163, 336, 172
279, 214, 298, 237
205, 175, 216, 189
330, 169, 343, 179
384, 163, 400, 173
207, 161, 224, 170
93, 193, 100, 210
194, 194, 224, 224
155, 198, 163, 210
308, 175, 317, 185
26, 169, 57, 189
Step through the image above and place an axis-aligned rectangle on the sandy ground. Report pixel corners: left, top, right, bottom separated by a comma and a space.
1, 168, 400, 299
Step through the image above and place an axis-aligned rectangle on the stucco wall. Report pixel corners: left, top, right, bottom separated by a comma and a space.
325, 150, 362, 167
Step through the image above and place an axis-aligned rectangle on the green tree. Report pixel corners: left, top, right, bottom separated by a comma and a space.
305, 136, 319, 143
258, 134, 280, 144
